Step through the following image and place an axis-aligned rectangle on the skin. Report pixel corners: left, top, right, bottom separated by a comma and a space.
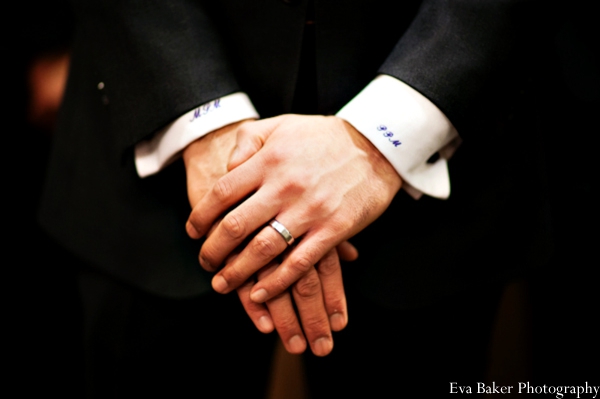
185, 114, 402, 334
183, 120, 359, 356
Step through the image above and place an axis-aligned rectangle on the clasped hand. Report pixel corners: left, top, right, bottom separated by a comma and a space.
184, 115, 401, 356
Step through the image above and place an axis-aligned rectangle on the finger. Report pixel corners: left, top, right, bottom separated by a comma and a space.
292, 267, 334, 356
183, 121, 242, 207
204, 215, 224, 241
258, 264, 307, 355
237, 278, 274, 333
249, 229, 336, 303
317, 248, 348, 332
228, 130, 263, 171
187, 117, 305, 241
186, 157, 263, 240
336, 240, 359, 262
199, 186, 283, 273
210, 221, 293, 293
227, 116, 283, 171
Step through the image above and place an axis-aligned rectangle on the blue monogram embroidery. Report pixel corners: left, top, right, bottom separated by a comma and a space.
190, 98, 221, 122
376, 125, 401, 147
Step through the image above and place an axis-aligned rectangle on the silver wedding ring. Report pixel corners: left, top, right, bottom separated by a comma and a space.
269, 220, 295, 246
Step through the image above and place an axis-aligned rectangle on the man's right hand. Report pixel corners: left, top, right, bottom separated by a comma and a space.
183, 120, 246, 208
235, 245, 353, 356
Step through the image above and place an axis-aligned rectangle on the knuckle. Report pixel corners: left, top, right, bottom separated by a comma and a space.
273, 313, 299, 334
273, 274, 291, 294
302, 317, 329, 335
223, 265, 246, 285
278, 179, 305, 198
293, 271, 321, 298
221, 213, 246, 239
252, 235, 279, 260
338, 216, 355, 233
265, 148, 285, 167
317, 254, 339, 277
288, 254, 313, 276
306, 194, 327, 214
213, 176, 234, 202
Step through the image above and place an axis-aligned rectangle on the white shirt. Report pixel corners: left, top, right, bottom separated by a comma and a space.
134, 75, 459, 199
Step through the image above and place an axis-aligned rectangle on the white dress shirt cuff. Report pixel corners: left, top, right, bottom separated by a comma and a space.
135, 92, 259, 177
336, 75, 460, 200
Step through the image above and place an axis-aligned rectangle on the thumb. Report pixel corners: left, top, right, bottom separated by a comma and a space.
227, 116, 281, 171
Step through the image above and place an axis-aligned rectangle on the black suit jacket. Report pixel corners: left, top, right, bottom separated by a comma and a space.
39, 0, 552, 308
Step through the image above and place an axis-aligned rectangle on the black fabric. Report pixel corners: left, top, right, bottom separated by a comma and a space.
78, 268, 276, 399
304, 278, 503, 397
39, 0, 552, 307
291, 0, 318, 115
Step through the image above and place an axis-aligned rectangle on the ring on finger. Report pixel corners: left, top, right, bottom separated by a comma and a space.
268, 219, 295, 246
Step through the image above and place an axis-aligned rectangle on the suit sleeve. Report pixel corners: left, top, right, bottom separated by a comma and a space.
377, 0, 536, 134
76, 0, 243, 153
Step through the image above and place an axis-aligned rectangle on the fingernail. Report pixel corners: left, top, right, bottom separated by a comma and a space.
257, 316, 273, 333
288, 335, 305, 354
250, 288, 268, 303
313, 337, 333, 357
186, 221, 200, 239
199, 255, 214, 271
330, 313, 346, 331
212, 275, 228, 293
